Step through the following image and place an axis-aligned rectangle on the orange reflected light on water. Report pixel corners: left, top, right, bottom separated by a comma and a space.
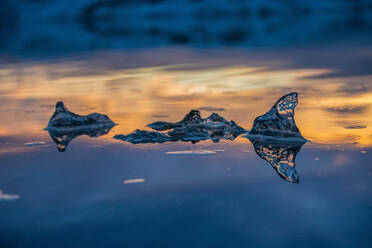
0, 57, 371, 147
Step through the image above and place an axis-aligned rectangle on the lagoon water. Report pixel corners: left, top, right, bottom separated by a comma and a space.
0, 43, 372, 247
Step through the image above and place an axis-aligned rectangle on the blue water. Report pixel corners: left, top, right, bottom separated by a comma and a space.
1, 135, 371, 247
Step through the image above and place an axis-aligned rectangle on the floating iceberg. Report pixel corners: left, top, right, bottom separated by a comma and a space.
165, 150, 222, 155
114, 110, 246, 144
248, 138, 305, 183
245, 92, 308, 183
246, 92, 306, 141
46, 101, 116, 132
0, 190, 19, 201
123, 178, 146, 184
114, 130, 172, 144
45, 101, 116, 152
24, 141, 47, 146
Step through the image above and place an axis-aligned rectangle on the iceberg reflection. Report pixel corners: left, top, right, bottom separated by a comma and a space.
47, 127, 114, 152
247, 137, 305, 183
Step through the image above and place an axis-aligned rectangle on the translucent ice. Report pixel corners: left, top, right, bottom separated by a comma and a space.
114, 110, 246, 144
46, 101, 116, 132
248, 138, 305, 183
247, 92, 306, 140
45, 101, 116, 152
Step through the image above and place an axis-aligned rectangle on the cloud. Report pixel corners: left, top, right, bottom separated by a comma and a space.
152, 114, 168, 118
336, 82, 372, 96
198, 106, 226, 112
323, 105, 369, 114
343, 125, 367, 129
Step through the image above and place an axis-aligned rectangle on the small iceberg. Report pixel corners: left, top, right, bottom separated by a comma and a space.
114, 110, 246, 144
45, 101, 116, 152
0, 190, 19, 201
114, 130, 171, 144
246, 92, 307, 142
123, 178, 146, 184
45, 101, 116, 132
165, 149, 222, 155
24, 141, 47, 146
245, 92, 308, 183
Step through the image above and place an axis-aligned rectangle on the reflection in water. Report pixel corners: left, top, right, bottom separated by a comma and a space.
46, 101, 116, 152
248, 138, 305, 183
1, 47, 371, 146
47, 127, 113, 152
114, 110, 246, 144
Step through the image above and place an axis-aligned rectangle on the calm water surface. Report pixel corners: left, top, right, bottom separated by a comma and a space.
0, 44, 372, 247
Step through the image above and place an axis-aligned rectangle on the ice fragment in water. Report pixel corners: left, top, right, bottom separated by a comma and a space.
247, 92, 306, 140
45, 101, 116, 152
0, 190, 19, 201
114, 130, 171, 144
45, 101, 116, 132
24, 141, 47, 146
165, 150, 220, 155
123, 178, 146, 184
115, 110, 246, 144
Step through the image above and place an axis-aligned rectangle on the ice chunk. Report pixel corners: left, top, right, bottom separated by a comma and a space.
247, 92, 305, 140
248, 138, 305, 183
165, 150, 221, 155
45, 101, 115, 152
24, 141, 47, 146
45, 101, 116, 132
114, 130, 172, 144
115, 110, 246, 144
123, 178, 146, 184
244, 93, 308, 182
0, 190, 19, 201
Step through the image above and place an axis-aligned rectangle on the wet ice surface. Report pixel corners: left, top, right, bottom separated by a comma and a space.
0, 46, 372, 247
